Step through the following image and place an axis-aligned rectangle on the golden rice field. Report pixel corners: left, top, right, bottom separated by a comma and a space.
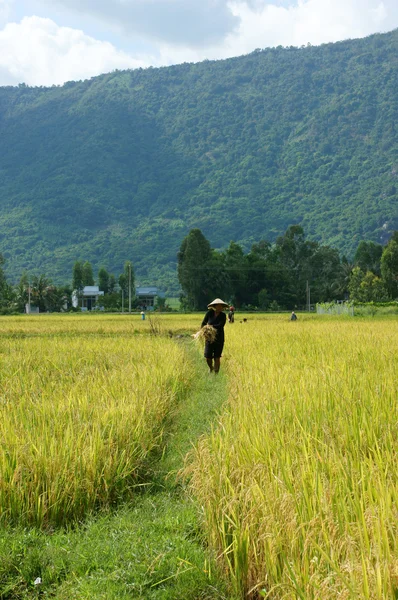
189, 315, 398, 599
0, 314, 190, 527
1, 312, 398, 600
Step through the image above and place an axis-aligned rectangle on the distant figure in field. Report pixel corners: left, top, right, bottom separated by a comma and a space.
228, 306, 235, 323
201, 298, 228, 374
290, 311, 297, 321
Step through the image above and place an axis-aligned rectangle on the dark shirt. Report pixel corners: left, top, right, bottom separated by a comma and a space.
201, 309, 226, 344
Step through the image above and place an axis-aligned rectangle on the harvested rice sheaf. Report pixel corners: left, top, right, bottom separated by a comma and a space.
192, 324, 217, 343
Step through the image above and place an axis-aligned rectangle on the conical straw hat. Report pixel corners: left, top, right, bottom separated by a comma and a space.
207, 298, 229, 309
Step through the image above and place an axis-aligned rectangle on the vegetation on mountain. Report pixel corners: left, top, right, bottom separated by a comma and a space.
0, 29, 397, 291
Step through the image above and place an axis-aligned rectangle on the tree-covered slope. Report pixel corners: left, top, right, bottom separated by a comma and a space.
0, 29, 397, 291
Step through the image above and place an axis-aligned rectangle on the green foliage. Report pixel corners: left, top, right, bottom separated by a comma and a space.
354, 240, 383, 276
178, 229, 213, 310
179, 226, 349, 309
72, 261, 84, 293
348, 267, 389, 302
1, 30, 398, 292
82, 261, 94, 286
98, 266, 110, 293
381, 239, 398, 299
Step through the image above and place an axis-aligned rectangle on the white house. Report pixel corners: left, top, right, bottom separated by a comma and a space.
72, 286, 104, 311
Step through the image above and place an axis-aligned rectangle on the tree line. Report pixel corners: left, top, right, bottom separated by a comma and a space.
0, 226, 397, 313
0, 260, 136, 314
177, 226, 398, 310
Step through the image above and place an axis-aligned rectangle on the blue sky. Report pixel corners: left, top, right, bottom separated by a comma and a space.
1, 0, 397, 86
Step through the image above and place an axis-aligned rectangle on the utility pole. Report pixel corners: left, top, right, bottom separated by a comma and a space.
28, 278, 31, 314
121, 289, 124, 313
128, 262, 131, 314
306, 280, 311, 312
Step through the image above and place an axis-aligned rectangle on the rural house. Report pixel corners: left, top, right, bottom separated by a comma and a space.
72, 286, 104, 311
136, 286, 165, 310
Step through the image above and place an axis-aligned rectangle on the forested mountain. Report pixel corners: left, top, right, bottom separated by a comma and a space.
0, 29, 397, 292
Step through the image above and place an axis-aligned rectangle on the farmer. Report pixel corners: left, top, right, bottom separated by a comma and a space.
201, 298, 228, 374
228, 305, 235, 323
290, 311, 297, 321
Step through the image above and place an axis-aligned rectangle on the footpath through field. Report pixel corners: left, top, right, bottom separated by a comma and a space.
0, 338, 234, 600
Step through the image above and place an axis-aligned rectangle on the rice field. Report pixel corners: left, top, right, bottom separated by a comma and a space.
1, 312, 398, 599
188, 315, 398, 599
0, 314, 190, 527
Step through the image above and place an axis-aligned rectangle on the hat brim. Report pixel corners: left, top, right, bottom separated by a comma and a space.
207, 298, 229, 309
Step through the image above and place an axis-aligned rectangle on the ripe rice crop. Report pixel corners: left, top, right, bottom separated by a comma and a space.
188, 316, 398, 599
0, 315, 189, 527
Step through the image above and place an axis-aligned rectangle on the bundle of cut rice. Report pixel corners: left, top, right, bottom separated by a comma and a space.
192, 324, 217, 343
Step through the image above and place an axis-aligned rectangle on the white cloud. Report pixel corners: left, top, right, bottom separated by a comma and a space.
1, 1, 397, 86
152, 0, 398, 65
0, 0, 13, 25
0, 16, 150, 86
38, 0, 239, 46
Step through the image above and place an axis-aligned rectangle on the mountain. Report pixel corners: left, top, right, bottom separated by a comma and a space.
0, 29, 397, 292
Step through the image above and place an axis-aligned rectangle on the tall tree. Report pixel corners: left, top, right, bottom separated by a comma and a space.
98, 267, 110, 294
72, 261, 84, 294
349, 267, 388, 302
354, 241, 383, 276
108, 274, 116, 294
82, 262, 94, 286
309, 246, 343, 302
32, 274, 51, 312
381, 236, 398, 299
178, 229, 212, 310
223, 241, 248, 307
275, 225, 318, 306
0, 253, 8, 308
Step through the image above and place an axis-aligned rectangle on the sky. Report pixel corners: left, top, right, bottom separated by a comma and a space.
0, 0, 397, 87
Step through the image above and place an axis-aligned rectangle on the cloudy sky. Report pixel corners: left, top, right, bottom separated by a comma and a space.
0, 0, 397, 86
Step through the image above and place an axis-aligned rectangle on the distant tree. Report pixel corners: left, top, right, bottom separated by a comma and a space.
334, 256, 354, 298
108, 274, 116, 294
258, 288, 270, 310
223, 241, 248, 307
14, 271, 29, 312
118, 273, 127, 299
82, 261, 94, 286
275, 225, 318, 306
98, 267, 110, 293
244, 241, 272, 307
381, 236, 398, 299
354, 241, 383, 276
31, 274, 51, 312
309, 246, 342, 302
348, 267, 388, 302
0, 253, 8, 307
178, 229, 212, 310
72, 261, 84, 294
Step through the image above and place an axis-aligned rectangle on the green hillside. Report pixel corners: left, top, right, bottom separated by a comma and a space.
0, 29, 397, 292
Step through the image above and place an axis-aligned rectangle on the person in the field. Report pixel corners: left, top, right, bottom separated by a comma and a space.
201, 298, 228, 374
228, 305, 235, 323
